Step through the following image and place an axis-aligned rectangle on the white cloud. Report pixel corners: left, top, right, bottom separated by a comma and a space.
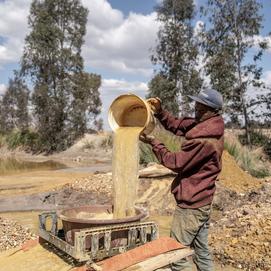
0, 0, 31, 69
194, 20, 204, 40
251, 35, 271, 54
262, 70, 271, 88
0, 0, 160, 75
244, 71, 271, 101
82, 5, 160, 76
82, 0, 123, 30
0, 84, 7, 95
101, 78, 148, 106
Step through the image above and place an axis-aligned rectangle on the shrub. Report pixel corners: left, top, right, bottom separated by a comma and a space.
101, 133, 114, 149
0, 129, 40, 150
238, 129, 271, 147
225, 133, 271, 178
0, 135, 6, 148
238, 147, 271, 178
83, 139, 95, 149
6, 129, 40, 149
140, 143, 159, 164
139, 125, 184, 164
224, 134, 242, 162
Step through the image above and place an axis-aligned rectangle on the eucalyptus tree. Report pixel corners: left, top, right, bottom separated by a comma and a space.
200, 0, 269, 145
149, 0, 203, 116
20, 0, 102, 150
147, 73, 179, 116
0, 74, 30, 133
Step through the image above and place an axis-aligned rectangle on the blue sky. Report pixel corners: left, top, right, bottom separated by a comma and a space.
0, 0, 270, 130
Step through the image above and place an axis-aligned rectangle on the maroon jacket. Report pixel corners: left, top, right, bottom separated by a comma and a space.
150, 109, 225, 209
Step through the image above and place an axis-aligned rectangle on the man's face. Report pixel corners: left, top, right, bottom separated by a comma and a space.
194, 102, 218, 124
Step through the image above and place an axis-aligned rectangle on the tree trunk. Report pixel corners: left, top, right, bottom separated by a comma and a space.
233, 0, 250, 145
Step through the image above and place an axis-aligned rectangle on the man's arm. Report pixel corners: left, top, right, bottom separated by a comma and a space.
156, 110, 195, 137
146, 97, 195, 136
150, 137, 209, 174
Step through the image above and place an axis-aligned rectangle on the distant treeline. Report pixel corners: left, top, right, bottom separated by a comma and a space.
0, 0, 103, 151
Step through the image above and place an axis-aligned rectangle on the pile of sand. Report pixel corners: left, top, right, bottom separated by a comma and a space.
219, 151, 264, 194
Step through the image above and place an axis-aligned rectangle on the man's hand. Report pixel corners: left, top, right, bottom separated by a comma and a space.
146, 97, 162, 114
139, 134, 155, 144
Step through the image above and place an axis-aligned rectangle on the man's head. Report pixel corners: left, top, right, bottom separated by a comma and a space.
194, 102, 218, 124
187, 89, 223, 124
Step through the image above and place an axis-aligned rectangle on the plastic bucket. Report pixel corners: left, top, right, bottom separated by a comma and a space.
56, 205, 148, 248
107, 93, 156, 135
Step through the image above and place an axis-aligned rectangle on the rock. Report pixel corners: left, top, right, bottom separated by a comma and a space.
147, 162, 158, 167
243, 207, 254, 215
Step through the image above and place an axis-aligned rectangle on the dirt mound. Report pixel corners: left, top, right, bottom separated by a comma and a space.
219, 151, 264, 194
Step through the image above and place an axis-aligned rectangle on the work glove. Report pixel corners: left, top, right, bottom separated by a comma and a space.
139, 134, 155, 144
146, 97, 162, 114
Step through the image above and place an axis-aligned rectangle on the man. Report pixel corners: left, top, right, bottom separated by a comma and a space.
140, 88, 225, 271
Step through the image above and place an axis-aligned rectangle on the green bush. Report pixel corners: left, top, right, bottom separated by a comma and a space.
83, 139, 95, 149
224, 134, 271, 178
238, 129, 271, 147
140, 143, 159, 164
0, 129, 40, 149
0, 135, 6, 148
223, 135, 242, 162
139, 126, 184, 164
249, 164, 271, 178
101, 133, 114, 149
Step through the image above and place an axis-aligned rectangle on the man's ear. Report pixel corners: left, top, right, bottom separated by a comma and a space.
213, 109, 219, 116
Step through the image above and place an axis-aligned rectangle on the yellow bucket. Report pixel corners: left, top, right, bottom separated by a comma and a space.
107, 93, 156, 135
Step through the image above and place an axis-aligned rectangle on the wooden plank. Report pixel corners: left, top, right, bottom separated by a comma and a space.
121, 248, 194, 271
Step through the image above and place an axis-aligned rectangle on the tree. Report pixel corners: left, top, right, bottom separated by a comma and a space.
94, 118, 104, 131
0, 73, 30, 133
69, 72, 102, 135
20, 0, 102, 150
148, 0, 203, 116
200, 0, 270, 145
147, 73, 179, 116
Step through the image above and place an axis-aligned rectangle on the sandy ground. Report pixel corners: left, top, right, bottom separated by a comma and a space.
0, 171, 92, 198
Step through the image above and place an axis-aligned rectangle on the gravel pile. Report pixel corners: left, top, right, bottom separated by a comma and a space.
0, 216, 37, 252
63, 173, 113, 199
209, 203, 271, 270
